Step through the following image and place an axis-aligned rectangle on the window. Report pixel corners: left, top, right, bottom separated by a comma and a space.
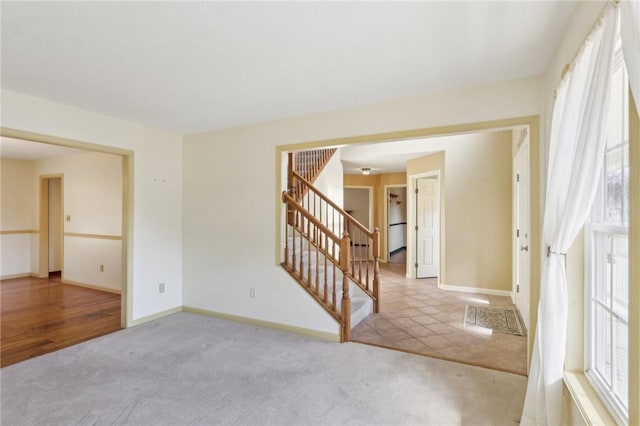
586, 41, 629, 424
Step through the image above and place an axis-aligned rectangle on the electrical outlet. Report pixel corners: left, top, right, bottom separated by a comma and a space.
66, 214, 71, 222
249, 288, 256, 299
99, 264, 104, 272
159, 283, 165, 293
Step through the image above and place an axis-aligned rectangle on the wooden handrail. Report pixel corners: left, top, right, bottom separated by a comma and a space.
283, 170, 380, 312
281, 148, 381, 342
282, 193, 349, 327
282, 192, 341, 245
292, 171, 373, 237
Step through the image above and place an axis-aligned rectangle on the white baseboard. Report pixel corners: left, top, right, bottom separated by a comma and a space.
129, 306, 183, 327
0, 272, 38, 280
62, 278, 121, 294
182, 305, 340, 342
437, 283, 512, 297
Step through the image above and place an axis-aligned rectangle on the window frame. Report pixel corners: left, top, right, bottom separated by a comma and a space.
584, 44, 630, 425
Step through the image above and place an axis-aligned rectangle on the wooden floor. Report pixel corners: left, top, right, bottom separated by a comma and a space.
1, 273, 121, 367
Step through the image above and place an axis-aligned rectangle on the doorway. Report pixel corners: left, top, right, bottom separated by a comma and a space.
2, 129, 132, 331
415, 173, 440, 279
385, 186, 407, 264
39, 175, 64, 279
48, 178, 63, 277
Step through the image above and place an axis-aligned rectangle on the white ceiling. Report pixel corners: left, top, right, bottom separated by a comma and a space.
0, 137, 88, 160
1, 2, 577, 134
341, 151, 437, 175
340, 130, 513, 174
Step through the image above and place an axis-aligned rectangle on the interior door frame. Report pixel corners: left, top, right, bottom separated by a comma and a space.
3, 127, 133, 329
512, 136, 530, 328
407, 170, 441, 282
383, 184, 408, 264
38, 174, 64, 279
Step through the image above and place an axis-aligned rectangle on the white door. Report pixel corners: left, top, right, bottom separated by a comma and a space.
514, 142, 530, 331
416, 177, 439, 278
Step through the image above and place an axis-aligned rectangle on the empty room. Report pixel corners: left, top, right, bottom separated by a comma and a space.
1, 1, 638, 425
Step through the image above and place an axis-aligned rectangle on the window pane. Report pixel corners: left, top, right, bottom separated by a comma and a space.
594, 303, 612, 385
613, 317, 628, 410
608, 67, 623, 148
605, 148, 623, 225
593, 232, 610, 304
612, 234, 628, 320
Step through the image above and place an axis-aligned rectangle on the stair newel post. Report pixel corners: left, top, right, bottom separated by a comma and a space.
287, 152, 295, 226
288, 152, 296, 198
283, 197, 289, 265
373, 227, 380, 313
342, 219, 349, 272
340, 232, 351, 342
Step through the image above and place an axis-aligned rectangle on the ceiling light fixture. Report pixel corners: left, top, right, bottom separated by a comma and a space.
361, 167, 371, 176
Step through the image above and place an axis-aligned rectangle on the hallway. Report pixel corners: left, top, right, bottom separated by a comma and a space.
352, 263, 527, 375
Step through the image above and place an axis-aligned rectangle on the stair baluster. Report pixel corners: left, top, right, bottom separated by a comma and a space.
281, 148, 380, 341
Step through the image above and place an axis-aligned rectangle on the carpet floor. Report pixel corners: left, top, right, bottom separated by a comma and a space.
0, 312, 526, 425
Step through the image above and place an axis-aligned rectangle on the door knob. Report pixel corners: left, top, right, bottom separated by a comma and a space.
520, 245, 529, 252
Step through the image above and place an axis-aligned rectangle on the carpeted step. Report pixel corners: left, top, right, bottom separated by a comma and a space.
310, 270, 373, 329
285, 235, 373, 329
350, 296, 373, 328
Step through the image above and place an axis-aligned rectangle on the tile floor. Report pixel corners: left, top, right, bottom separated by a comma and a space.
352, 263, 528, 376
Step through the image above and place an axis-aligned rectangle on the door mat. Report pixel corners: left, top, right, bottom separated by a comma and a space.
463, 305, 524, 336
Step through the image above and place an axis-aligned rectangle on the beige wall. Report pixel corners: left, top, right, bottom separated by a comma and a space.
407, 132, 512, 292
1, 158, 37, 231
3, 89, 184, 322
0, 152, 123, 291
406, 151, 446, 280
36, 152, 123, 292
0, 158, 37, 277
343, 188, 370, 228
183, 76, 542, 337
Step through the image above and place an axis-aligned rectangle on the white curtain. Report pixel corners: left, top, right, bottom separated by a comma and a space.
520, 5, 619, 426
622, 0, 640, 107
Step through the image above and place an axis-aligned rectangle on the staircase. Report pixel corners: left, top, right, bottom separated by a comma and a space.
281, 149, 380, 342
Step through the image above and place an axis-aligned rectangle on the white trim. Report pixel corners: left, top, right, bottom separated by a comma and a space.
0, 272, 39, 280
438, 282, 512, 297
183, 306, 340, 342
564, 372, 617, 426
129, 306, 182, 327
513, 137, 530, 315
583, 50, 631, 424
